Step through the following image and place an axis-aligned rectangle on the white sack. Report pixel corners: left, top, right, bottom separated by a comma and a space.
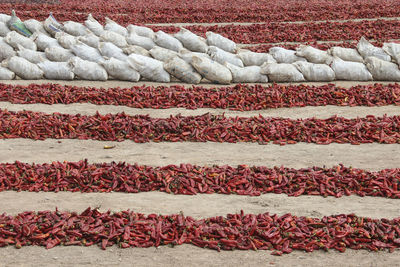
357, 37, 391, 61
63, 21, 89, 36
174, 28, 208, 53
127, 24, 154, 38
43, 13, 63, 36
85, 14, 104, 36
207, 46, 243, 67
123, 45, 150, 57
6, 31, 36, 50
163, 56, 202, 84
382, 43, 400, 64
100, 57, 140, 81
179, 49, 210, 64
0, 37, 16, 60
78, 33, 100, 48
3, 56, 43, 79
149, 46, 179, 62
126, 32, 155, 50
17, 45, 46, 63
154, 31, 183, 52
0, 21, 10, 37
0, 14, 11, 23
329, 47, 364, 63
45, 46, 74, 62
24, 19, 48, 36
225, 62, 268, 83
55, 32, 77, 49
269, 47, 306, 63
237, 50, 276, 66
190, 55, 232, 84
206, 32, 236, 53
127, 54, 170, 82
38, 61, 74, 80
99, 42, 128, 61
69, 57, 107, 80
365, 56, 400, 81
293, 61, 335, 82
100, 30, 127, 48
0, 66, 15, 80
104, 17, 128, 37
32, 32, 59, 51
330, 57, 373, 81
260, 62, 305, 82
71, 42, 104, 63
296, 45, 332, 64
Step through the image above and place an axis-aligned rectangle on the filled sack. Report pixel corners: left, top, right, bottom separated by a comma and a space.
225, 62, 268, 83
293, 61, 335, 82
104, 17, 128, 37
3, 56, 43, 79
190, 55, 232, 84
0, 21, 10, 37
24, 19, 48, 36
330, 56, 373, 81
17, 44, 46, 63
71, 42, 104, 63
127, 24, 154, 38
329, 47, 364, 63
38, 61, 75, 80
6, 31, 36, 50
85, 14, 104, 36
295, 45, 332, 64
127, 54, 170, 82
45, 46, 74, 62
154, 31, 183, 52
63, 21, 89, 36
0, 66, 15, 80
269, 47, 306, 63
78, 33, 100, 48
260, 62, 305, 82
55, 32, 77, 49
365, 56, 400, 81
237, 50, 276, 66
164, 56, 202, 84
69, 57, 107, 80
206, 32, 236, 53
174, 28, 208, 53
149, 46, 179, 62
382, 42, 400, 65
0, 37, 16, 60
0, 14, 11, 23
208, 46, 243, 67
126, 32, 155, 50
100, 57, 140, 81
43, 13, 63, 36
179, 49, 211, 64
100, 30, 127, 48
32, 32, 60, 51
123, 45, 150, 57
7, 10, 32, 37
357, 37, 391, 61
98, 42, 128, 61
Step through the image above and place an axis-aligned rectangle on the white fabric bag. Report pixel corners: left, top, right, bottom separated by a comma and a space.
98, 42, 128, 61
225, 62, 268, 83
269, 47, 306, 63
43, 13, 63, 36
100, 30, 127, 48
32, 32, 60, 51
174, 28, 208, 53
127, 24, 154, 38
63, 21, 89, 36
295, 45, 332, 64
0, 21, 10, 37
154, 31, 183, 52
382, 43, 400, 64
149, 46, 179, 62
100, 57, 140, 81
206, 32, 236, 53
127, 54, 170, 82
0, 66, 15, 80
190, 55, 232, 84
123, 45, 150, 57
237, 50, 276, 66
45, 46, 74, 62
38, 61, 75, 80
164, 56, 202, 84
208, 46, 243, 67
329, 47, 364, 63
69, 57, 108, 80
24, 19, 48, 36
293, 61, 335, 82
17, 44, 46, 63
3, 56, 43, 79
179, 49, 210, 64
365, 56, 400, 81
330, 56, 373, 81
84, 14, 104, 36
55, 32, 77, 49
71, 42, 104, 63
78, 33, 100, 48
126, 32, 155, 50
0, 37, 16, 60
260, 62, 305, 82
104, 17, 128, 37
6, 31, 37, 50
357, 37, 391, 61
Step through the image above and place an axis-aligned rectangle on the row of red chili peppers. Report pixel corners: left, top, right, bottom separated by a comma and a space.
1, 109, 400, 144
1, 207, 400, 254
1, 160, 400, 198
1, 83, 400, 110
1, 0, 399, 24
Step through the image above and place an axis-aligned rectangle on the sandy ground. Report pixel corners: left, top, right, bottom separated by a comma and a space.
1, 101, 400, 119
1, 140, 399, 170
1, 78, 400, 265
1, 79, 398, 89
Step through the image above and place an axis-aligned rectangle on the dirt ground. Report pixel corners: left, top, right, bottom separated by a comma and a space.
1, 76, 400, 264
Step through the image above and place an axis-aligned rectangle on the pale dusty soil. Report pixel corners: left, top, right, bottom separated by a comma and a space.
2, 102, 400, 119
1, 79, 400, 265
1, 140, 399, 170
0, 79, 397, 89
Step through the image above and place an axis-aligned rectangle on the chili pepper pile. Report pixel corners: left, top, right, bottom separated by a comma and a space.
1, 0, 399, 24
1, 109, 400, 144
1, 208, 400, 254
1, 161, 400, 198
1, 83, 400, 110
